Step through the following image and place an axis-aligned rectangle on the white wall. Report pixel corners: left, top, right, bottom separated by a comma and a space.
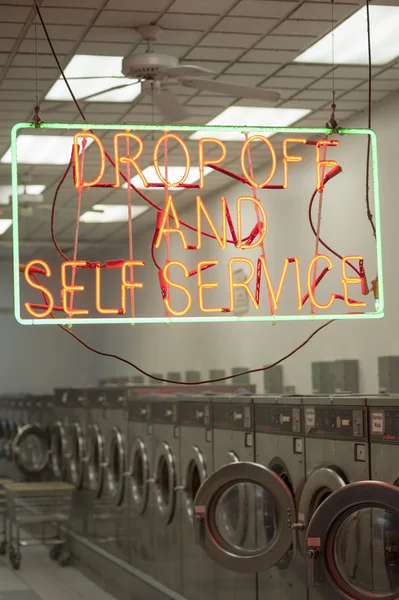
89, 92, 399, 394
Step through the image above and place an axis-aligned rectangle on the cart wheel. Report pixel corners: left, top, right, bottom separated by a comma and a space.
11, 552, 21, 570
58, 551, 71, 567
0, 540, 6, 556
49, 545, 61, 561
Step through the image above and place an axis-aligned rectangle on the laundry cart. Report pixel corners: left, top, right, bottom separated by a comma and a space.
0, 478, 12, 556
4, 481, 74, 569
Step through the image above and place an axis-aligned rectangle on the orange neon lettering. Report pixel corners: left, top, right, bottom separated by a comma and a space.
162, 261, 192, 316
155, 196, 188, 249
342, 256, 367, 307
24, 260, 54, 318
74, 132, 105, 189
257, 257, 302, 311
121, 261, 144, 314
228, 258, 258, 311
153, 134, 190, 187
61, 261, 89, 316
237, 197, 267, 249
114, 133, 146, 188
241, 136, 277, 188
307, 255, 334, 310
197, 261, 221, 313
196, 196, 227, 250
282, 138, 306, 188
198, 138, 227, 188
95, 268, 120, 315
316, 140, 339, 191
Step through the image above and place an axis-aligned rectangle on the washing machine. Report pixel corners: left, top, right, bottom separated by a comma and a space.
127, 393, 154, 577
254, 395, 307, 600
193, 394, 257, 600
179, 394, 214, 600
151, 394, 182, 593
12, 394, 54, 483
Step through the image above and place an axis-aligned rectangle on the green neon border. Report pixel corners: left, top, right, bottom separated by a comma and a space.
11, 122, 384, 325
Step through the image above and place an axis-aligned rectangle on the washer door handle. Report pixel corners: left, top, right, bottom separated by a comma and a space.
306, 548, 319, 587
194, 513, 205, 545
175, 485, 185, 491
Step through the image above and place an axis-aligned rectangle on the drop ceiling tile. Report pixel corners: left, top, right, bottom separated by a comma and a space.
156, 29, 202, 46
94, 11, 157, 27
6, 66, 60, 80
282, 99, 326, 109
27, 24, 86, 40
105, 0, 170, 10
278, 64, 332, 77
241, 49, 297, 63
256, 34, 316, 51
169, 0, 237, 14
265, 75, 315, 89
216, 74, 266, 86
1, 5, 31, 22
0, 22, 24, 37
333, 66, 380, 79
213, 16, 277, 35
273, 19, 331, 37
39, 7, 97, 25
0, 53, 7, 66
185, 47, 243, 61
331, 99, 367, 111
310, 77, 364, 91
12, 53, 67, 68
375, 68, 399, 79
2, 78, 52, 92
77, 41, 132, 56
134, 43, 189, 58
360, 79, 399, 90
339, 89, 389, 102
84, 27, 137, 43
229, 1, 297, 19
199, 32, 260, 48
291, 2, 357, 20
158, 13, 219, 30
0, 39, 15, 52
42, 0, 103, 6
225, 62, 278, 76
18, 39, 76, 54
294, 89, 337, 101
186, 94, 236, 106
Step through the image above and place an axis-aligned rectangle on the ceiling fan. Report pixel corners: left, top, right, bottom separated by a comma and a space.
47, 24, 281, 122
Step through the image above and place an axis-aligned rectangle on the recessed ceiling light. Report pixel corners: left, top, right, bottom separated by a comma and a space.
125, 165, 212, 190
79, 204, 149, 224
0, 219, 12, 235
0, 185, 46, 205
295, 5, 399, 65
45, 54, 141, 103
1, 135, 93, 165
189, 107, 312, 141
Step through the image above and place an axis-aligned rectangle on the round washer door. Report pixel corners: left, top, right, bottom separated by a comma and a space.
106, 426, 126, 506
130, 438, 150, 516
50, 422, 69, 479
306, 481, 399, 600
87, 424, 105, 498
68, 422, 85, 489
183, 446, 207, 522
154, 441, 176, 524
12, 424, 50, 477
193, 461, 296, 573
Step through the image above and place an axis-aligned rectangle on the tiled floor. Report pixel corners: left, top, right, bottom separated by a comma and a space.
0, 544, 116, 600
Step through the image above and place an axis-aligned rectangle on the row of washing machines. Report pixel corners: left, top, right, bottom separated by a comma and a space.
1, 390, 399, 600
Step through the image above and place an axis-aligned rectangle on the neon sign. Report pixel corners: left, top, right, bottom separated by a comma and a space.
11, 122, 383, 325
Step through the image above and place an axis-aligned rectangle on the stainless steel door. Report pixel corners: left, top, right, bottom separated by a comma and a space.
106, 426, 126, 507
87, 423, 105, 498
12, 424, 50, 478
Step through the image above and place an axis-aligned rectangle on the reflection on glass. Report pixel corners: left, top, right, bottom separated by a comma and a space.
334, 508, 399, 595
157, 455, 170, 506
215, 483, 279, 552
19, 435, 46, 471
131, 450, 144, 501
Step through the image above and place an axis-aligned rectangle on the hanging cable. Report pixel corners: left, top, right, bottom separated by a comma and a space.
365, 0, 376, 238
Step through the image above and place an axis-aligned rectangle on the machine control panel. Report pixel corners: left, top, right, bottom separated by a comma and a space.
129, 400, 151, 423
213, 403, 252, 430
151, 400, 178, 424
179, 402, 211, 427
305, 406, 366, 440
370, 408, 399, 442
255, 405, 303, 435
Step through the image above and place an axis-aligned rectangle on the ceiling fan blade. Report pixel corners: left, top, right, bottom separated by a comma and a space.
161, 65, 216, 78
180, 78, 281, 103
154, 89, 190, 123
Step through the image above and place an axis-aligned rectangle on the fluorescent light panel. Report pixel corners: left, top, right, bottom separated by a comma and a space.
80, 204, 149, 224
1, 135, 93, 165
0, 185, 46, 205
190, 107, 312, 141
126, 165, 212, 190
295, 5, 399, 65
0, 219, 12, 235
45, 55, 141, 102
